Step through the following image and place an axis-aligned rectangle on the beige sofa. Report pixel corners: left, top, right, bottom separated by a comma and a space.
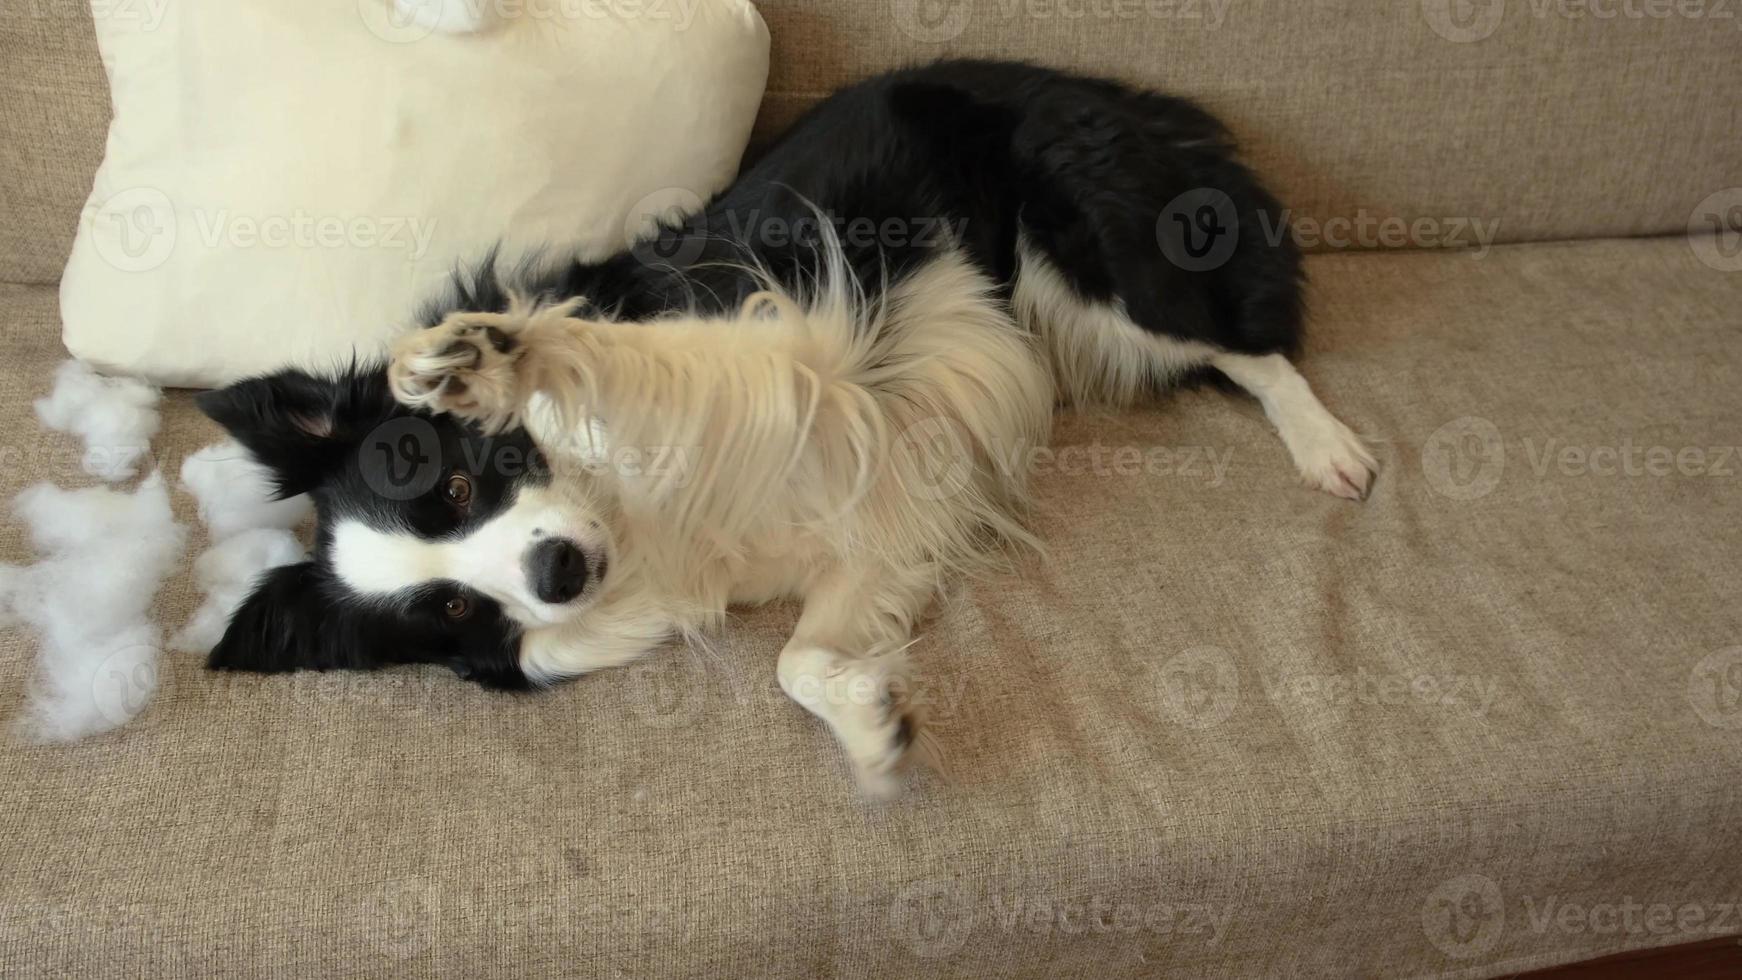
4, 3, 1741, 977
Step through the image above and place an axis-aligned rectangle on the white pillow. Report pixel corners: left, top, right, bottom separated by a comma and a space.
61, 0, 769, 387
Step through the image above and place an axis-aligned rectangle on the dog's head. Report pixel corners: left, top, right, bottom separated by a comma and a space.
196, 366, 611, 689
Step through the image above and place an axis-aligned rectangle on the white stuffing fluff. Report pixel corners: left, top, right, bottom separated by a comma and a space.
2, 474, 186, 742
174, 440, 311, 653
171, 528, 304, 654
180, 440, 313, 541
33, 359, 161, 482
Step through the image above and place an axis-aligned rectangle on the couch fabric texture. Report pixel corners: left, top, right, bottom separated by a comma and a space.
3, 2, 1741, 978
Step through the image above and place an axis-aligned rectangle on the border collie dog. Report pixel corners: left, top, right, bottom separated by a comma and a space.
199, 60, 1374, 796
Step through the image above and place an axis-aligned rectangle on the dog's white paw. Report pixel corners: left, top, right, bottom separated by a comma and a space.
778, 646, 924, 800
387, 313, 525, 431
1287, 415, 1377, 501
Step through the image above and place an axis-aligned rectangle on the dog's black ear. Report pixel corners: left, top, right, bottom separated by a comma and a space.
207, 562, 382, 675
196, 367, 393, 497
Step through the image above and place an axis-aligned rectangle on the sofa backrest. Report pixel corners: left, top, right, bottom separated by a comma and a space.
4, 0, 1740, 285
2, 3, 112, 285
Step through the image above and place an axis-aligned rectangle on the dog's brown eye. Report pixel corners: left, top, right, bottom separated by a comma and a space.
444, 473, 473, 509
444, 596, 471, 619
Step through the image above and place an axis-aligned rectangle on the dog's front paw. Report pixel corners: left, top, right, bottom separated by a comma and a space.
387, 313, 524, 431
780, 647, 931, 800
840, 685, 925, 801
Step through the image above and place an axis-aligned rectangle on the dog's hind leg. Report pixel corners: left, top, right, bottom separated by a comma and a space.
1012, 237, 1376, 500
1207, 352, 1376, 500
775, 563, 939, 799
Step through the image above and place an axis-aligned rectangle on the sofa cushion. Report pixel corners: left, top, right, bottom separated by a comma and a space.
749, 0, 1742, 252
6, 4, 1742, 285
0, 5, 109, 285
54, 0, 769, 387
2, 235, 1739, 977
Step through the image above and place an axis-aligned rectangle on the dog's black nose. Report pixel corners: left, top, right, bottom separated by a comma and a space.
527, 537, 589, 604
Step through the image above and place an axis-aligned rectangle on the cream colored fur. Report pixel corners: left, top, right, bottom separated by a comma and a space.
386, 238, 1374, 796
390, 247, 1049, 796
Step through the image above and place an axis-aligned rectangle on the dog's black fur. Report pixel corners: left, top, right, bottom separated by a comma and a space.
199, 59, 1303, 688
428, 60, 1299, 350
197, 370, 542, 689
